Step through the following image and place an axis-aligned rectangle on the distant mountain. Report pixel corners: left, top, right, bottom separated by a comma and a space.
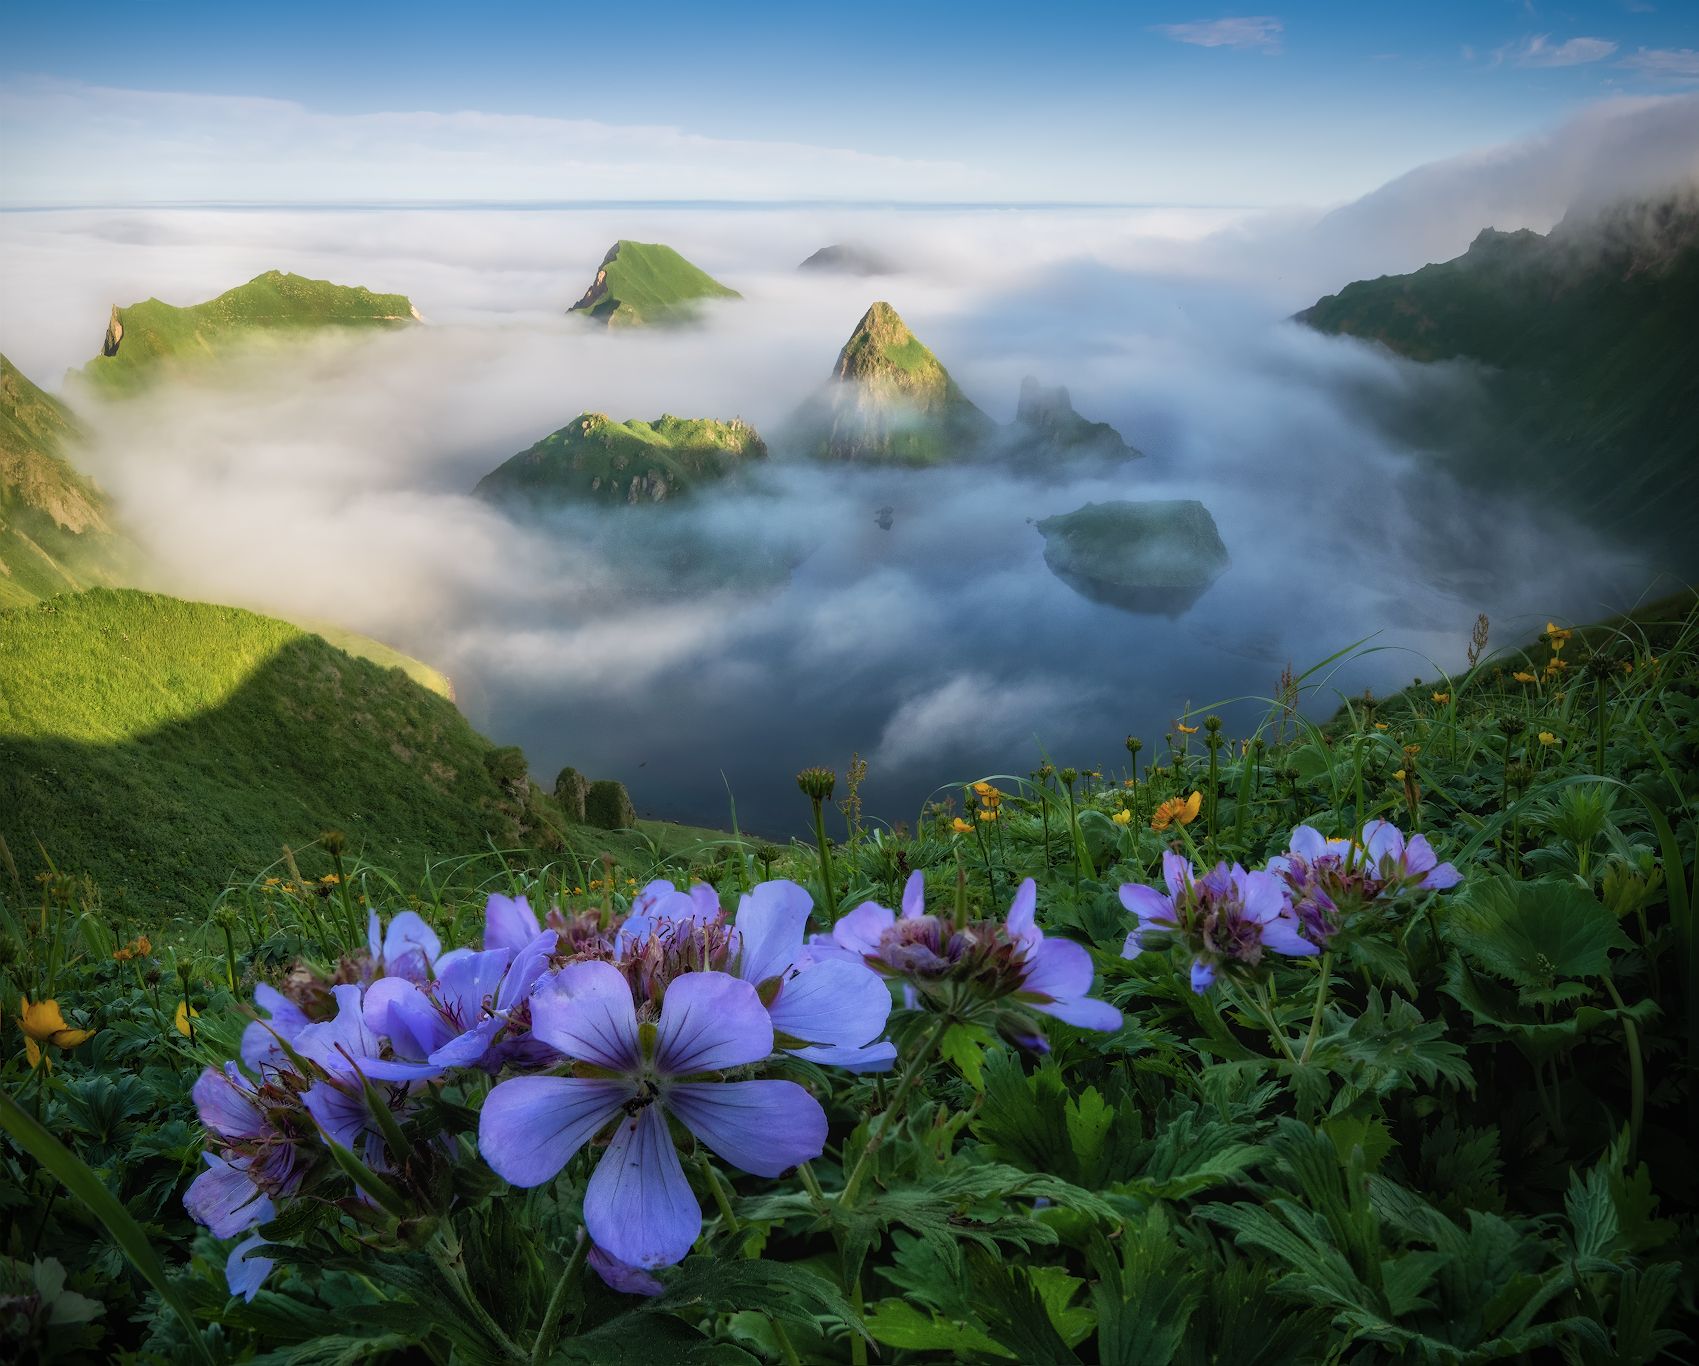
0, 354, 133, 607
475, 412, 767, 505
80, 270, 420, 393
1005, 377, 1140, 462
569, 241, 741, 326
798, 244, 894, 276
792, 301, 995, 464
1298, 185, 1699, 556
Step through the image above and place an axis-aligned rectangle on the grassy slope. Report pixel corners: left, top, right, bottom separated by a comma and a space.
0, 589, 709, 915
0, 355, 133, 608
81, 271, 417, 394
1297, 200, 1699, 547
475, 412, 766, 504
572, 242, 740, 326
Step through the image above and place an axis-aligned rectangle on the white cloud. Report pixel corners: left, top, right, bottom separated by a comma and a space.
1151, 16, 1284, 52
0, 78, 987, 207
873, 675, 1082, 772
1513, 35, 1619, 67
1618, 47, 1699, 80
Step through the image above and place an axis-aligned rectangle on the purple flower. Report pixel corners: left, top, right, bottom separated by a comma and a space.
239, 982, 310, 1072
359, 929, 558, 1080
225, 1234, 274, 1303
824, 873, 1119, 1036
588, 1245, 665, 1297
1120, 852, 1317, 993
1267, 821, 1462, 946
185, 1151, 275, 1239
484, 892, 542, 955
731, 880, 896, 1070
1362, 820, 1462, 892
366, 909, 442, 982
478, 961, 827, 1269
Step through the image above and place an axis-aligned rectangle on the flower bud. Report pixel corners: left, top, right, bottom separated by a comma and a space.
796, 767, 836, 802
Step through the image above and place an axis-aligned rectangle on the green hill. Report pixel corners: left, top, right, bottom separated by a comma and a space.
80, 270, 420, 394
1006, 376, 1139, 462
795, 301, 995, 464
568, 241, 741, 326
0, 589, 697, 915
475, 412, 767, 505
1297, 186, 1699, 561
0, 354, 135, 608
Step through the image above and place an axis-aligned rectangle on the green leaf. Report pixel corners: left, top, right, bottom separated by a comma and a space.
1458, 876, 1631, 992
941, 1022, 989, 1089
0, 1089, 215, 1365
865, 1300, 1013, 1357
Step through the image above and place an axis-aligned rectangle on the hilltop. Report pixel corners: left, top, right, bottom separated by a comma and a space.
475, 412, 767, 505
1005, 377, 1140, 463
569, 241, 741, 326
80, 270, 420, 393
0, 354, 134, 607
0, 589, 707, 913
1298, 185, 1699, 561
794, 301, 995, 464
798, 243, 895, 276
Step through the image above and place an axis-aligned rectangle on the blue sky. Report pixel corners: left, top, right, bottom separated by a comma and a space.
3, 1, 1696, 204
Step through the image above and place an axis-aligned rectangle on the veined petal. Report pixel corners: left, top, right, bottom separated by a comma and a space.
478, 1075, 632, 1188
427, 1016, 504, 1069
295, 985, 380, 1077
768, 960, 891, 1053
436, 945, 514, 1026
484, 893, 541, 956
787, 1039, 897, 1071
1289, 825, 1328, 861
184, 1153, 271, 1238
654, 972, 773, 1075
733, 880, 813, 985
1421, 860, 1463, 891
666, 1079, 827, 1177
1162, 850, 1195, 899
192, 1063, 264, 1141
1033, 995, 1123, 1032
1261, 915, 1320, 957
1121, 929, 1144, 960
685, 884, 723, 923
832, 901, 895, 956
1362, 819, 1405, 868
302, 1079, 370, 1150
1019, 936, 1095, 1004
381, 911, 442, 981
530, 961, 641, 1072
226, 1235, 274, 1303
1119, 882, 1177, 926
363, 977, 451, 1062
497, 929, 560, 1013
1004, 879, 1040, 948
900, 870, 926, 919
1241, 870, 1290, 926
585, 1105, 700, 1269
589, 1244, 665, 1297
242, 984, 309, 1071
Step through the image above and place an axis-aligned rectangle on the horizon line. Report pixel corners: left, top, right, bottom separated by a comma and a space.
0, 197, 1270, 214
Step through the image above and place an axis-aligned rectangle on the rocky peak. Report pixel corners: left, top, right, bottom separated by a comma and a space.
103, 305, 123, 357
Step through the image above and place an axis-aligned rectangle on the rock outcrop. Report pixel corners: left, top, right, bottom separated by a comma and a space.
1006, 377, 1139, 461
1036, 499, 1228, 615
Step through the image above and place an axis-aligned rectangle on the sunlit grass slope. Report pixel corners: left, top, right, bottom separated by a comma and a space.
80, 270, 418, 394
0, 589, 704, 914
569, 241, 740, 325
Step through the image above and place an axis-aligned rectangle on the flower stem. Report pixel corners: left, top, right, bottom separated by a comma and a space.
771, 1318, 804, 1366
700, 1156, 742, 1240
838, 1016, 949, 1208
1601, 976, 1644, 1164
1298, 953, 1332, 1065
529, 1228, 587, 1366
430, 1229, 526, 1363
810, 797, 837, 919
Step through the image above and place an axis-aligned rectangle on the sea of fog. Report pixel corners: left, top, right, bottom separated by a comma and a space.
0, 204, 1666, 834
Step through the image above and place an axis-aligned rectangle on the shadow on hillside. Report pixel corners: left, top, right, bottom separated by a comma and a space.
0, 635, 535, 918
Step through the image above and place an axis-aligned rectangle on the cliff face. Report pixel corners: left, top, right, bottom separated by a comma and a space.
1297, 184, 1699, 556
799, 302, 995, 464
475, 412, 767, 506
0, 355, 132, 606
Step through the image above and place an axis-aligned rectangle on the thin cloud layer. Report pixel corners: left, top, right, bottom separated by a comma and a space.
1152, 17, 1284, 52
1512, 35, 1619, 68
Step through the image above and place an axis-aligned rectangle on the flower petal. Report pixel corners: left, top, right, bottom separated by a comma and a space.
788, 1039, 897, 1072
1162, 850, 1195, 899
381, 911, 442, 981
226, 1235, 274, 1303
768, 960, 891, 1054
363, 977, 451, 1062
666, 1079, 827, 1177
1190, 958, 1217, 993
497, 929, 560, 1013
184, 1153, 272, 1238
192, 1063, 264, 1141
900, 870, 926, 919
530, 961, 641, 1071
1004, 879, 1040, 949
589, 1244, 665, 1296
484, 893, 541, 956
1261, 915, 1320, 957
295, 985, 380, 1078
1018, 937, 1094, 1005
1118, 882, 1177, 928
478, 1075, 633, 1188
733, 880, 813, 986
831, 900, 895, 956
653, 972, 773, 1075
241, 984, 309, 1071
302, 1080, 370, 1150
1034, 995, 1123, 1032
585, 1104, 701, 1268
435, 945, 513, 1026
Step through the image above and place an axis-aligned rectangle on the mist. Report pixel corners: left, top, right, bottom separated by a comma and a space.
1, 108, 1686, 833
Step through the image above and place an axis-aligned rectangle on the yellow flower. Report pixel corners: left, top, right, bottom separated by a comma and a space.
1151, 791, 1202, 831
1431, 691, 1450, 704
320, 872, 341, 886
136, 935, 151, 956
1513, 671, 1536, 684
971, 781, 996, 797
1111, 809, 1133, 826
951, 817, 974, 834
174, 1000, 200, 1037
1620, 661, 1633, 674
114, 947, 133, 962
1538, 731, 1558, 747
263, 876, 280, 888
1393, 768, 1407, 782
18, 996, 95, 1069
976, 808, 998, 822
1374, 722, 1388, 731
1176, 722, 1199, 735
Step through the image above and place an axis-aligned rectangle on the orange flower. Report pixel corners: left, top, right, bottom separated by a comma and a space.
1151, 791, 1202, 831
1373, 722, 1389, 731
1431, 691, 1450, 705
19, 995, 95, 1070
1513, 671, 1536, 684
976, 807, 998, 823
1175, 722, 1199, 735
950, 817, 974, 834
971, 781, 995, 797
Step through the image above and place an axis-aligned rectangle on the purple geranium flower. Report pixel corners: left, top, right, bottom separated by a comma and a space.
1120, 852, 1317, 992
366, 909, 442, 982
478, 961, 827, 1269
483, 892, 542, 955
1266, 821, 1462, 946
239, 982, 311, 1073
359, 929, 558, 1080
